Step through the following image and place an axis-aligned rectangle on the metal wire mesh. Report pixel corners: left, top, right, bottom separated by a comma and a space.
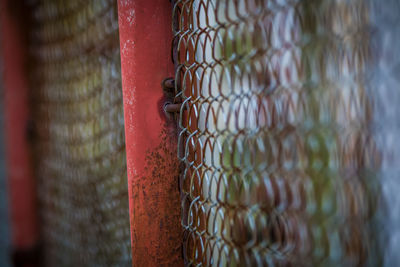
28, 0, 131, 266
171, 0, 398, 265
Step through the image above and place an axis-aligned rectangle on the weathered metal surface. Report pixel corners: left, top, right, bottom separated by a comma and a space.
0, 0, 39, 256
117, 0, 182, 266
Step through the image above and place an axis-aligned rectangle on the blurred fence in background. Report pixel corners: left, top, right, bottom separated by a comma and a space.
28, 0, 131, 265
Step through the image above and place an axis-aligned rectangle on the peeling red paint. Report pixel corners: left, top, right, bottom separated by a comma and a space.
117, 0, 183, 266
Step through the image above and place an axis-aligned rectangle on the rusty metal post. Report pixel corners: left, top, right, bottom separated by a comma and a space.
0, 0, 39, 265
117, 1, 182, 266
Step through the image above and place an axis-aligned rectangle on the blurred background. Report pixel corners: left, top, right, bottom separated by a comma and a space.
0, 0, 131, 266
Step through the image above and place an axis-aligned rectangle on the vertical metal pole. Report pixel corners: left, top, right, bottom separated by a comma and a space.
117, 1, 182, 266
0, 0, 39, 265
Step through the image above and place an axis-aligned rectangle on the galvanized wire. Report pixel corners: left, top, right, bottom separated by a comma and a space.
28, 0, 131, 266
172, 0, 390, 266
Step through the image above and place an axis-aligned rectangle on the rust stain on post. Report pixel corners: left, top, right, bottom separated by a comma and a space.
131, 125, 181, 266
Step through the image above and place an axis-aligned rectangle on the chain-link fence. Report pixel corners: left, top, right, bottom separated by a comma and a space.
28, 0, 131, 265
20, 0, 400, 265
172, 0, 400, 266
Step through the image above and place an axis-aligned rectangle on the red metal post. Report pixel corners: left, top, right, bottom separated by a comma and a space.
117, 1, 182, 266
0, 0, 39, 262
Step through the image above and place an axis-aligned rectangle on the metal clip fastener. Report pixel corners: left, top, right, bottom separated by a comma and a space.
161, 77, 183, 118
163, 102, 182, 113
161, 77, 175, 97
